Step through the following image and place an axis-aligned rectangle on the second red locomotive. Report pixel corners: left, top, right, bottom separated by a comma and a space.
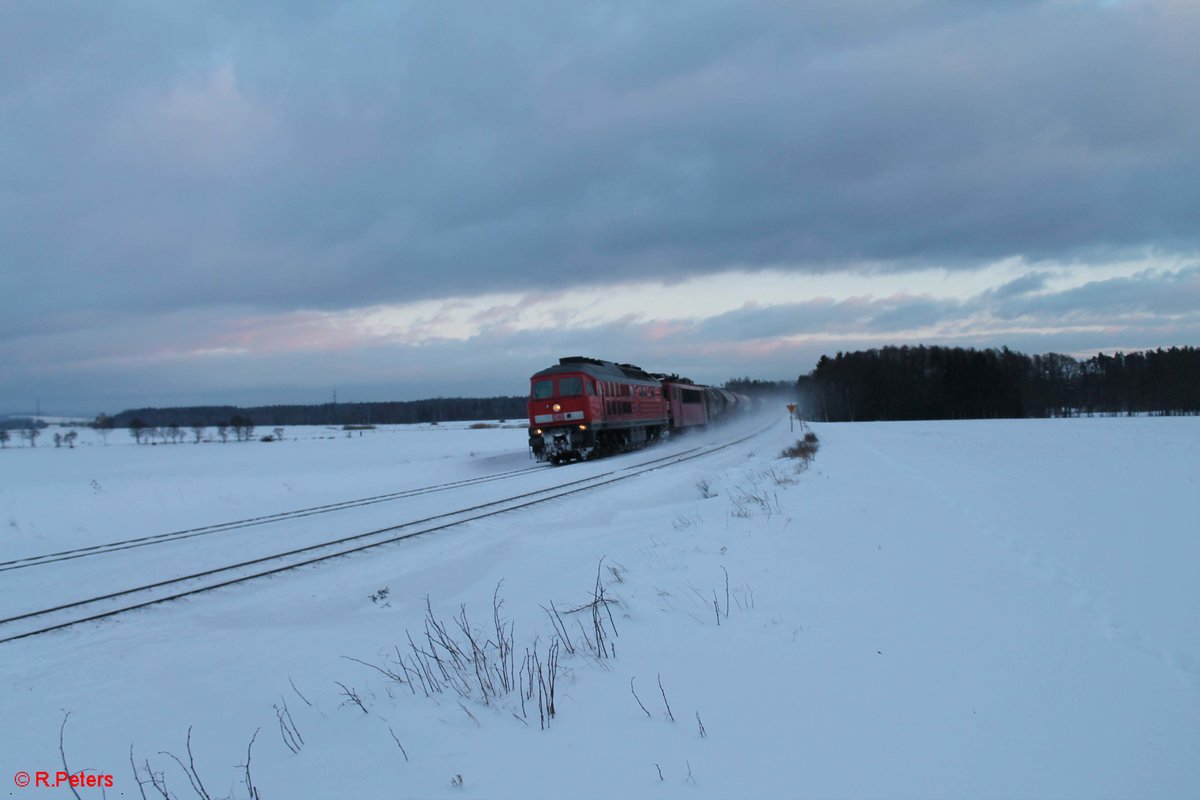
528, 356, 743, 464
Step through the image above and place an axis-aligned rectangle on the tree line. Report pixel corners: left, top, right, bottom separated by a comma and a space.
724, 377, 796, 397
99, 396, 528, 431
796, 345, 1200, 421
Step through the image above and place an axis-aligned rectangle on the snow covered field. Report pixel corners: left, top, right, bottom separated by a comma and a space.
1, 414, 1197, 798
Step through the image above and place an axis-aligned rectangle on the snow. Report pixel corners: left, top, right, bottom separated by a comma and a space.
1, 414, 1197, 798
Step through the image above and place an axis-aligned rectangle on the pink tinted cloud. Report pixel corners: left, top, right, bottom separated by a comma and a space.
208, 311, 361, 354
641, 320, 694, 342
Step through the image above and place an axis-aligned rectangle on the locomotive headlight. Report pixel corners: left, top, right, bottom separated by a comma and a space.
535, 428, 543, 435
579, 424, 588, 431
552, 403, 561, 412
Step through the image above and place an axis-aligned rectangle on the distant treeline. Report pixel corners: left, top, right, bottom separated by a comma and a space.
797, 345, 1200, 421
0, 416, 49, 431
724, 377, 796, 397
106, 397, 528, 429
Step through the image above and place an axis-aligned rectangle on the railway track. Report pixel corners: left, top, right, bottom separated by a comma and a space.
0, 421, 774, 645
0, 465, 546, 573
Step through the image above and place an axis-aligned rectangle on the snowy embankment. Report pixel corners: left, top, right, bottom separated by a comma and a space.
1, 416, 1197, 798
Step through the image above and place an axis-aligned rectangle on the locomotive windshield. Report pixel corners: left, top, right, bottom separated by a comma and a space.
558, 377, 582, 396
532, 380, 553, 399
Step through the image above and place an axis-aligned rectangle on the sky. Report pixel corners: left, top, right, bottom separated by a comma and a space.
2, 0, 1198, 415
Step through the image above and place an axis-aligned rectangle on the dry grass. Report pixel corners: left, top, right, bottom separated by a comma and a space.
780, 431, 820, 464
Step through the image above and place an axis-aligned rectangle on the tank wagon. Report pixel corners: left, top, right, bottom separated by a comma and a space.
528, 356, 745, 464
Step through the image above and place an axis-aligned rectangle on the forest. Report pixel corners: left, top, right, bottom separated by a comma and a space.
796, 346, 1200, 421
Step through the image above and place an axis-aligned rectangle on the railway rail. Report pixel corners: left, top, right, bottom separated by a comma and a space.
0, 421, 775, 646
0, 465, 546, 573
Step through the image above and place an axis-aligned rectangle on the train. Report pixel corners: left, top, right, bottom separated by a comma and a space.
527, 356, 747, 464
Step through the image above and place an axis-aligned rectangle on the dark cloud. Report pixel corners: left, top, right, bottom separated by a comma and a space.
3, 1, 1198, 411
988, 271, 1050, 299
688, 300, 865, 341
991, 264, 1200, 320
4, 2, 1199, 328
685, 292, 969, 341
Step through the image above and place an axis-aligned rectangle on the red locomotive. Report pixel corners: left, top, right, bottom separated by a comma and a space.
528, 356, 744, 463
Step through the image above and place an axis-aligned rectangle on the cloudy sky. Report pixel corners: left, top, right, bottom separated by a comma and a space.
3, 0, 1198, 414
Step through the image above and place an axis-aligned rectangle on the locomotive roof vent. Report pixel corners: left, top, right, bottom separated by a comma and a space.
559, 356, 609, 367
617, 363, 655, 380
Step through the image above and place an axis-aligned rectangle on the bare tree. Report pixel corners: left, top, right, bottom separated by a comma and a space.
217, 423, 229, 443
167, 423, 183, 444
0, 429, 9, 448
273, 427, 284, 441
191, 423, 206, 444
63, 430, 78, 448
230, 415, 254, 442
21, 426, 40, 447
92, 413, 114, 445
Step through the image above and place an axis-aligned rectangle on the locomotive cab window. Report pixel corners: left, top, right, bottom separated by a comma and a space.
532, 380, 553, 399
558, 377, 583, 396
